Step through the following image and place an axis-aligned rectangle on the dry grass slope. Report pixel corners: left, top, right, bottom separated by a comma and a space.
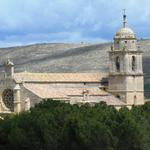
0, 40, 149, 83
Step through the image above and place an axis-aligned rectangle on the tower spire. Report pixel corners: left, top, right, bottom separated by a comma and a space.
123, 9, 127, 28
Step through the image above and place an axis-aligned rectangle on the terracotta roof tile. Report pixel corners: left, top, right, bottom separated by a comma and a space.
23, 83, 107, 99
76, 95, 126, 106
14, 72, 108, 83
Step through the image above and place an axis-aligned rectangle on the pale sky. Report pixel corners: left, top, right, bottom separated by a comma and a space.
0, 0, 149, 47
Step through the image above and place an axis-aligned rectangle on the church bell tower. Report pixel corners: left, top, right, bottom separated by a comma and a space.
108, 12, 144, 105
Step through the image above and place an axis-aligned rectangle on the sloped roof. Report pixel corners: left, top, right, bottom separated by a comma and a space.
23, 83, 108, 99
76, 95, 126, 106
24, 83, 68, 99
23, 83, 126, 106
14, 72, 108, 83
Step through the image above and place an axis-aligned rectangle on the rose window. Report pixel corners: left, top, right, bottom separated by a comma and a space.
2, 89, 14, 111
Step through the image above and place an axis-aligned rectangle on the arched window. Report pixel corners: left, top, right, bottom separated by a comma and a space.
115, 56, 120, 72
132, 56, 136, 71
2, 89, 14, 111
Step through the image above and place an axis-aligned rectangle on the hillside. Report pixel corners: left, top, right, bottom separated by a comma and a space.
0, 39, 149, 79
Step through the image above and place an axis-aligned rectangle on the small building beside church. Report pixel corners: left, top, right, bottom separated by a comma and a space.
0, 14, 144, 117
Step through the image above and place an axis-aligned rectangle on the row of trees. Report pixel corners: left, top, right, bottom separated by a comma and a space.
0, 100, 150, 150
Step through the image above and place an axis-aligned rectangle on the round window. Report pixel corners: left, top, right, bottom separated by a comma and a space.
2, 89, 14, 111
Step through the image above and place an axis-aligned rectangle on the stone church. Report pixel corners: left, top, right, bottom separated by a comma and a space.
0, 14, 144, 117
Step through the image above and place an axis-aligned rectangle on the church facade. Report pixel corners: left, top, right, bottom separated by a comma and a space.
0, 14, 144, 117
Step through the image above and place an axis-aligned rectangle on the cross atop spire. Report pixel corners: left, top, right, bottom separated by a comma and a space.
123, 9, 127, 28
